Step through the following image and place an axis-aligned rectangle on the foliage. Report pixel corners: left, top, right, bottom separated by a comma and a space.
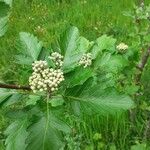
0, 26, 135, 150
0, 0, 12, 37
1, 1, 150, 150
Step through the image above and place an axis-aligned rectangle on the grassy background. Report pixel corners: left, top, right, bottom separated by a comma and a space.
0, 0, 139, 82
1, 1, 150, 149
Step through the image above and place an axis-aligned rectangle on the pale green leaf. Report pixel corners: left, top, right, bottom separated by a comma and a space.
131, 143, 148, 150
0, 16, 8, 37
0, 0, 12, 36
15, 55, 33, 65
92, 35, 116, 58
3, 0, 12, 6
62, 27, 89, 72
19, 32, 43, 61
60, 26, 79, 56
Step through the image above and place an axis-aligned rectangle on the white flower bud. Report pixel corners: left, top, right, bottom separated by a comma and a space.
29, 59, 64, 94
116, 43, 128, 52
40, 88, 43, 92
79, 53, 92, 68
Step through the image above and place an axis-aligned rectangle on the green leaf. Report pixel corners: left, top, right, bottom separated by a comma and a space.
0, 1, 10, 17
94, 35, 116, 55
19, 32, 43, 62
49, 112, 71, 133
0, 89, 24, 107
131, 143, 148, 150
0, 0, 12, 37
62, 27, 89, 72
3, 93, 22, 107
124, 85, 139, 95
60, 26, 79, 56
26, 116, 64, 150
15, 55, 33, 65
0, 89, 17, 106
65, 66, 93, 88
94, 52, 111, 68
66, 84, 134, 115
104, 55, 128, 73
3, 0, 12, 6
26, 95, 41, 106
49, 95, 64, 107
0, 16, 8, 37
5, 119, 28, 150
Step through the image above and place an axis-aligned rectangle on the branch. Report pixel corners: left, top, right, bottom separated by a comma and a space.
0, 83, 31, 90
136, 47, 150, 82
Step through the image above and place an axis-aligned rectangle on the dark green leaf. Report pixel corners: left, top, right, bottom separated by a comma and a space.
65, 66, 93, 88
49, 95, 64, 107
0, 1, 10, 17
5, 119, 28, 150
66, 84, 134, 115
0, 89, 17, 106
49, 112, 71, 133
3, 93, 22, 107
26, 95, 41, 106
26, 116, 64, 150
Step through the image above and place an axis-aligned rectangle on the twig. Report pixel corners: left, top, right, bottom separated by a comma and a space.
0, 83, 30, 90
136, 47, 150, 82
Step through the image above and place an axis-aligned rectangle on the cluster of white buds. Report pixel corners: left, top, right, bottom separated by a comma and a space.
116, 43, 128, 53
48, 52, 64, 68
29, 61, 64, 94
32, 60, 48, 73
78, 53, 92, 68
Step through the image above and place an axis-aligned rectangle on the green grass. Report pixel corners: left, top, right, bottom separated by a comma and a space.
0, 0, 137, 82
1, 0, 150, 149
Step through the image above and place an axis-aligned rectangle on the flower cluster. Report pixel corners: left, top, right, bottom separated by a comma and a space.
29, 61, 64, 93
78, 53, 92, 68
49, 52, 64, 68
116, 43, 128, 53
